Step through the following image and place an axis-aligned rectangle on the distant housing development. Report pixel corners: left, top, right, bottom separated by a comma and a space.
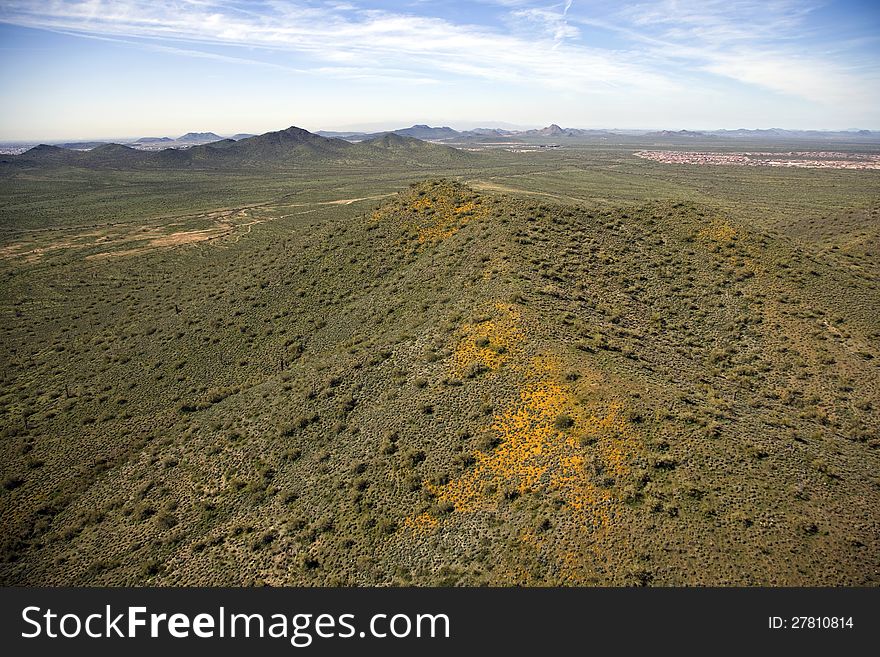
635, 150, 880, 170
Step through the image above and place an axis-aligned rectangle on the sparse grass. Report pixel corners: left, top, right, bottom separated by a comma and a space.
0, 142, 877, 586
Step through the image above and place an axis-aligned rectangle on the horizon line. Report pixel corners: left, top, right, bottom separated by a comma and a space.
3, 124, 880, 144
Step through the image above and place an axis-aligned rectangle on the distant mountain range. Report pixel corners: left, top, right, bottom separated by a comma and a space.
1, 126, 473, 170
34, 132, 257, 154
129, 132, 255, 151
316, 125, 462, 141
3, 123, 877, 160
135, 136, 174, 144
316, 124, 880, 144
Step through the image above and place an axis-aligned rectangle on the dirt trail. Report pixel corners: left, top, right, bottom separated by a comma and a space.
87, 225, 233, 260
322, 194, 393, 205
2, 193, 394, 263
284, 193, 394, 208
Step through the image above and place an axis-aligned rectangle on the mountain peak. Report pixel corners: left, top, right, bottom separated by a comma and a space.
177, 132, 222, 142
27, 144, 64, 154
367, 133, 417, 147
542, 124, 565, 135
279, 126, 314, 137
524, 124, 568, 137
391, 125, 460, 140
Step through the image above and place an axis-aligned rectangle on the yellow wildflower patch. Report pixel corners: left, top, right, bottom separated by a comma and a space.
402, 513, 440, 535
368, 182, 488, 243
698, 220, 737, 242
410, 197, 433, 212
450, 303, 523, 375
427, 356, 637, 528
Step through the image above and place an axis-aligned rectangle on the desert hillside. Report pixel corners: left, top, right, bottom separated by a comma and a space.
2, 177, 877, 585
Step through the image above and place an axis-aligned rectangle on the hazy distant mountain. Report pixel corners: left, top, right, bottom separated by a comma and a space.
177, 132, 223, 143
320, 123, 618, 143
392, 124, 459, 140
464, 128, 516, 137
708, 128, 878, 140
128, 133, 226, 151
645, 130, 713, 139
514, 124, 620, 139
315, 130, 368, 138
318, 124, 464, 142
56, 141, 110, 150
524, 124, 568, 137
22, 124, 880, 158
8, 126, 472, 170
317, 124, 880, 143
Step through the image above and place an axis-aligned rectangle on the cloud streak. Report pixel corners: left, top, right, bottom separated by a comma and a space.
0, 0, 673, 92
600, 1, 879, 108
0, 0, 877, 130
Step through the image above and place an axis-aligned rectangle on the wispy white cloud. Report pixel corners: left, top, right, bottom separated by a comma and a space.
1, 0, 877, 130
702, 52, 880, 109
621, 0, 817, 37
49, 28, 311, 74
510, 1, 578, 47
0, 0, 673, 92
563, 0, 879, 110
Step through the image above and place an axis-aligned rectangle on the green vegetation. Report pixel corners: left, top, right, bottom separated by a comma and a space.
0, 134, 877, 586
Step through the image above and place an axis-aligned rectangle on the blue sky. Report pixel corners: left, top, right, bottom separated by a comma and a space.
0, 0, 878, 139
